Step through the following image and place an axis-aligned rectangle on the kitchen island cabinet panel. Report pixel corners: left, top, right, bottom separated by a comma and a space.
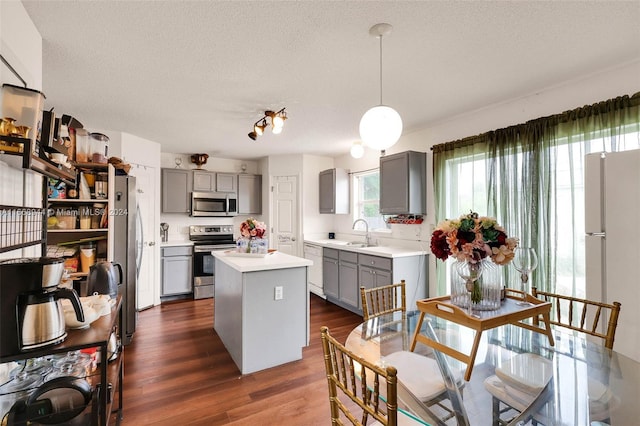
213, 252, 311, 374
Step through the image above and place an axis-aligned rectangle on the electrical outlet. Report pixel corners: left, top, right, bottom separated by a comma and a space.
274, 286, 284, 300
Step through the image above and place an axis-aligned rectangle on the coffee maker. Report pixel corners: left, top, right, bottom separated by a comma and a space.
0, 257, 84, 357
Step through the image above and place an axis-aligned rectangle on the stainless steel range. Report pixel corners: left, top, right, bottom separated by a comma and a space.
189, 225, 236, 299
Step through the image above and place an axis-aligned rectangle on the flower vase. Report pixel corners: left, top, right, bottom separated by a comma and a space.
451, 260, 502, 311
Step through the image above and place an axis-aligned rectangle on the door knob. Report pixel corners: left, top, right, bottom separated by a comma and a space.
291, 237, 296, 241
148, 241, 155, 246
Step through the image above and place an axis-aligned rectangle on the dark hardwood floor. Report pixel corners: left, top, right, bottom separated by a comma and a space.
120, 294, 362, 425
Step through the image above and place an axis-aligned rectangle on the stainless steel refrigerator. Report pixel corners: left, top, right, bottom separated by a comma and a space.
585, 149, 640, 362
113, 174, 140, 346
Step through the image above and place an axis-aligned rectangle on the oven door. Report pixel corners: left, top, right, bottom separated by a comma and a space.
192, 244, 235, 299
193, 247, 215, 283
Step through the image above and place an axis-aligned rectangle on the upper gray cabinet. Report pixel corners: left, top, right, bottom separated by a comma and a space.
238, 174, 262, 215
193, 170, 216, 192
193, 171, 237, 193
162, 168, 192, 213
319, 168, 349, 214
379, 150, 426, 215
216, 173, 237, 193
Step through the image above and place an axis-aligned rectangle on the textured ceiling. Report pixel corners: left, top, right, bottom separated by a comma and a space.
20, 1, 640, 160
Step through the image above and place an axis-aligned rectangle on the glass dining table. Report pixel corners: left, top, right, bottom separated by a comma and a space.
345, 309, 640, 426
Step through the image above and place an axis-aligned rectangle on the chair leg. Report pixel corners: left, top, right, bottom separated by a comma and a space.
492, 396, 501, 426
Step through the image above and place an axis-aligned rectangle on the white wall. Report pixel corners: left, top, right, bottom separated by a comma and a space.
0, 0, 43, 259
301, 154, 335, 238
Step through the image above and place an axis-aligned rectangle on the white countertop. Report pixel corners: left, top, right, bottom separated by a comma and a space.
160, 240, 194, 247
213, 251, 312, 272
304, 239, 427, 258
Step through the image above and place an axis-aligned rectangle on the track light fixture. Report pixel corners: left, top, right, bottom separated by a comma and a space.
248, 108, 287, 140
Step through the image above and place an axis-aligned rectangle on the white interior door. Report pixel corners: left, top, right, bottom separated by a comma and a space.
129, 164, 156, 309
272, 176, 300, 256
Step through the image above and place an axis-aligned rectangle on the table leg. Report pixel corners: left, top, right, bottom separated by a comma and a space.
464, 330, 483, 381
410, 312, 426, 352
540, 312, 555, 347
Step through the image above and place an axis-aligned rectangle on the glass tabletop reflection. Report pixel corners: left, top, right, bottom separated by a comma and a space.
345, 310, 639, 426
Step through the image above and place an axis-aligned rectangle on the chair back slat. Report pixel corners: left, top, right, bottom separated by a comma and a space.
321, 326, 399, 426
361, 280, 406, 321
532, 287, 621, 350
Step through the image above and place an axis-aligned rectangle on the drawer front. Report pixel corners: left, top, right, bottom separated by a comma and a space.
339, 250, 358, 264
358, 254, 391, 271
324, 247, 339, 259
162, 246, 193, 257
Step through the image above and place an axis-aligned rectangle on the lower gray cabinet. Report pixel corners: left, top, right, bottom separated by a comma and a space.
161, 246, 193, 296
323, 248, 339, 300
338, 251, 359, 308
323, 247, 428, 315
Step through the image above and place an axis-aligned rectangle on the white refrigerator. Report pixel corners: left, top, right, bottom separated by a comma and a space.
585, 149, 640, 362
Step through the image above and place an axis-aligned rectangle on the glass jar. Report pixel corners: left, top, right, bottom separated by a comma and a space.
89, 132, 109, 164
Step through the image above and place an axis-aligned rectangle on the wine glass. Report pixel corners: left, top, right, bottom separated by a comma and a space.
512, 247, 538, 305
455, 260, 483, 318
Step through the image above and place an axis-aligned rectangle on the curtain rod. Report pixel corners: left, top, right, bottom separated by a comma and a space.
348, 166, 379, 175
431, 91, 640, 153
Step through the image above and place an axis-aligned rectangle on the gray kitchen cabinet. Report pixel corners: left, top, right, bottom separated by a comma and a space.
358, 252, 427, 311
324, 248, 360, 311
323, 248, 339, 300
216, 173, 237, 193
161, 245, 193, 296
358, 253, 393, 310
379, 150, 426, 215
323, 247, 428, 315
162, 168, 192, 213
238, 174, 262, 214
319, 168, 349, 214
359, 264, 392, 292
193, 170, 216, 192
338, 251, 359, 309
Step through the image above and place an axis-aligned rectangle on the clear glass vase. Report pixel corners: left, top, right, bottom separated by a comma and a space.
451, 259, 502, 311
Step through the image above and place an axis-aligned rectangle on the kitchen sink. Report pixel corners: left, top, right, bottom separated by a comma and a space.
346, 242, 375, 248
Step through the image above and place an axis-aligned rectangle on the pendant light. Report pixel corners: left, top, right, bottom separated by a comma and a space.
350, 141, 365, 159
359, 23, 403, 152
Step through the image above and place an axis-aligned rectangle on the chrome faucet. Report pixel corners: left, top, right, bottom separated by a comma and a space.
352, 219, 370, 246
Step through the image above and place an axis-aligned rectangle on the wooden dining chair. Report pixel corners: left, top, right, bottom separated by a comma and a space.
484, 289, 622, 425
320, 326, 428, 426
530, 287, 621, 349
360, 281, 406, 321
360, 283, 462, 424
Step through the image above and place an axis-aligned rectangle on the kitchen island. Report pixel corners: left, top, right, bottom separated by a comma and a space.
212, 251, 312, 374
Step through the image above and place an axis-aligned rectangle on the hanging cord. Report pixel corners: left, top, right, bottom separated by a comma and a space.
379, 33, 384, 105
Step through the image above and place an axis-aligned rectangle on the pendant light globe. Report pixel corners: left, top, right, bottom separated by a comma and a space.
359, 105, 402, 151
350, 140, 365, 159
359, 23, 402, 152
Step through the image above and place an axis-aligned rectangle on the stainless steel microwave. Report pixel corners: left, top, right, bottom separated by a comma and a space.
191, 192, 237, 217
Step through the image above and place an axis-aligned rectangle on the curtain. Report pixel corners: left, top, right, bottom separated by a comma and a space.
432, 93, 640, 297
